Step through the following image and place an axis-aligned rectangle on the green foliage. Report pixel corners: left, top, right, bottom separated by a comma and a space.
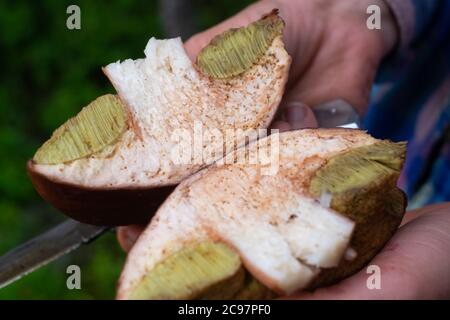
0, 0, 253, 299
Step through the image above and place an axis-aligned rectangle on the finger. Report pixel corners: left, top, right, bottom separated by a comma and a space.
270, 120, 292, 132
184, 0, 297, 61
281, 56, 375, 116
279, 26, 382, 116
398, 203, 449, 227
117, 225, 145, 252
283, 102, 318, 129
286, 203, 450, 299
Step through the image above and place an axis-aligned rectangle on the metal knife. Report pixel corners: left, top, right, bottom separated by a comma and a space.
0, 220, 108, 289
312, 99, 361, 129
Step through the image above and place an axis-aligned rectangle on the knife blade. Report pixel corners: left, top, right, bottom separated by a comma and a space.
312, 99, 361, 129
0, 220, 108, 289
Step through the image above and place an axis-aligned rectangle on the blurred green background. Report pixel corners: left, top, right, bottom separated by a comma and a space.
0, 0, 253, 299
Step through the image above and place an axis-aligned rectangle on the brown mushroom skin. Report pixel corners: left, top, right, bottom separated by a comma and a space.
27, 160, 174, 226
307, 177, 407, 289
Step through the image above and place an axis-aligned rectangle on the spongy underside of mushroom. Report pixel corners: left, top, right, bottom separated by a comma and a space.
117, 129, 379, 298
32, 36, 290, 188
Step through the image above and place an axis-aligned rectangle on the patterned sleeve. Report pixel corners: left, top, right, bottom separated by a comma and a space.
367, 0, 450, 205
384, 0, 440, 48
375, 0, 443, 82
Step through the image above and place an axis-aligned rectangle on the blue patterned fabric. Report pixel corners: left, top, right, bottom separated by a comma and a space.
365, 0, 450, 208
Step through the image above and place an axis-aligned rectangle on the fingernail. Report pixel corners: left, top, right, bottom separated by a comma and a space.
118, 225, 143, 251
126, 226, 142, 243
285, 102, 308, 123
271, 121, 292, 132
124, 232, 136, 249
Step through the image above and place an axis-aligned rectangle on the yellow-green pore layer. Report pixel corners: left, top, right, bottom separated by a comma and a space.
33, 94, 128, 165
308, 140, 407, 288
127, 141, 407, 299
196, 11, 284, 78
129, 242, 245, 299
128, 242, 274, 300
309, 141, 406, 196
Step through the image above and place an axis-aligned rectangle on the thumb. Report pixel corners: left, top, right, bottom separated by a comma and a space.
281, 102, 318, 129
117, 225, 145, 252
279, 37, 380, 117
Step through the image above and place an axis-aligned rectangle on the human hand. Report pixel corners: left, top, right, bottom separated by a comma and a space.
184, 0, 399, 130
